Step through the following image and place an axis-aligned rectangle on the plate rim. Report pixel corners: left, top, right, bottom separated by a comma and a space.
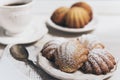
37, 52, 117, 80
46, 15, 98, 33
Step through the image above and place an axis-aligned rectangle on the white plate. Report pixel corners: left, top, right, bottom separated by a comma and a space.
37, 52, 117, 80
0, 16, 48, 44
1, 39, 118, 80
46, 16, 97, 33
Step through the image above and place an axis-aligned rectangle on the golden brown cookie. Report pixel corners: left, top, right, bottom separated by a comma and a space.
81, 48, 116, 75
55, 39, 89, 73
51, 7, 69, 26
72, 2, 93, 20
41, 38, 67, 61
65, 7, 90, 28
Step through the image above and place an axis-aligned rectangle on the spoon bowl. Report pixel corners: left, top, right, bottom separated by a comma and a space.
10, 44, 38, 69
10, 44, 29, 62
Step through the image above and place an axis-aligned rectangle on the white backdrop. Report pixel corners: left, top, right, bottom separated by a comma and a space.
33, 0, 120, 15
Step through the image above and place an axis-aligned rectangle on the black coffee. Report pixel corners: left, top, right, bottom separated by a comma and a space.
5, 2, 27, 6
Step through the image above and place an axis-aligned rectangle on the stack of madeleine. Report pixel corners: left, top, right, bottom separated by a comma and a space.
51, 2, 93, 28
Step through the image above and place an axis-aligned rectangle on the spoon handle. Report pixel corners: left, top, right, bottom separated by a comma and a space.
26, 59, 39, 69
26, 59, 41, 80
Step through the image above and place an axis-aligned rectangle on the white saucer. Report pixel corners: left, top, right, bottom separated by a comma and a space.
46, 15, 97, 33
38, 53, 117, 80
0, 16, 48, 44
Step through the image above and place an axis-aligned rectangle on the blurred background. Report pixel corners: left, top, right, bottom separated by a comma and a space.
33, 0, 120, 15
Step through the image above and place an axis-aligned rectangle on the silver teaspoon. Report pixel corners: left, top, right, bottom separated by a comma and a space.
10, 44, 38, 68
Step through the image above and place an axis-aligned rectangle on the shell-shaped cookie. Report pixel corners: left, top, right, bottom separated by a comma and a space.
55, 39, 89, 73
65, 7, 90, 28
81, 48, 116, 75
72, 2, 93, 19
41, 38, 67, 61
51, 7, 69, 26
79, 34, 104, 50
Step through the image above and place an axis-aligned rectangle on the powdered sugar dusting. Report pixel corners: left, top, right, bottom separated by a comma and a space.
79, 34, 104, 50
41, 38, 67, 60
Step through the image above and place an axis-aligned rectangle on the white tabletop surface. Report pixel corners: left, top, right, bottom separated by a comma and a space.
0, 0, 120, 80
0, 15, 119, 80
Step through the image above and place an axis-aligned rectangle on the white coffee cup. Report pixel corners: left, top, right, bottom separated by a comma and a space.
0, 0, 34, 35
